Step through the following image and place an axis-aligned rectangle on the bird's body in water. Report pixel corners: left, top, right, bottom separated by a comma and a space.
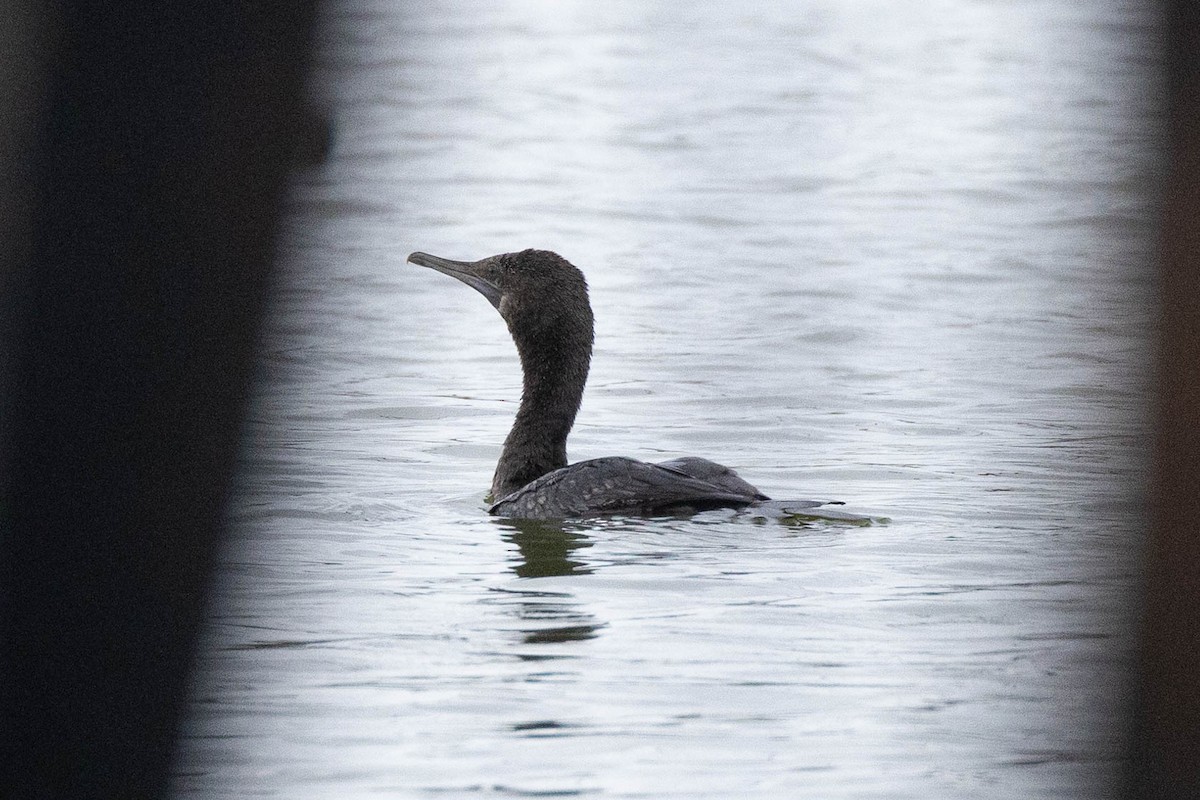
408, 249, 847, 520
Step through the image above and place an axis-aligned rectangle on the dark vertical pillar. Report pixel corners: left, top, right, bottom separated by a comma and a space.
1129, 2, 1200, 799
0, 3, 319, 799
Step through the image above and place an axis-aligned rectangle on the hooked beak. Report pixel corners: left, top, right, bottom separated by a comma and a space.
407, 251, 502, 309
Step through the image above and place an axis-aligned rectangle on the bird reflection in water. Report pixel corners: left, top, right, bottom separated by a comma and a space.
500, 517, 595, 579
492, 518, 604, 646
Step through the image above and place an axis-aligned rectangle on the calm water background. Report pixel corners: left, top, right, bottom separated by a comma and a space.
177, 1, 1161, 797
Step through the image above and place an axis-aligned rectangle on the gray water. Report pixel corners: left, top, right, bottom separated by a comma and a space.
176, 1, 1161, 797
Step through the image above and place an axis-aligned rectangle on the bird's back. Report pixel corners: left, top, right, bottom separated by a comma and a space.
489, 456, 767, 518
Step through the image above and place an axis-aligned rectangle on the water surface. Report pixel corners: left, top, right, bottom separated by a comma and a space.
178, 1, 1159, 797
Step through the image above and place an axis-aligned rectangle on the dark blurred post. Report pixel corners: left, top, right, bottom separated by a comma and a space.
1129, 2, 1200, 799
0, 3, 319, 799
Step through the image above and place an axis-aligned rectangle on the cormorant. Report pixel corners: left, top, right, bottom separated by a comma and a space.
408, 248, 845, 519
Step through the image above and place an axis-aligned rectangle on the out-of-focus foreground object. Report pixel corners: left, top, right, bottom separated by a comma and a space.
0, 3, 319, 798
1130, 2, 1200, 799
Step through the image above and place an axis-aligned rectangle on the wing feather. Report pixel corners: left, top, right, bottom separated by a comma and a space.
490, 456, 761, 518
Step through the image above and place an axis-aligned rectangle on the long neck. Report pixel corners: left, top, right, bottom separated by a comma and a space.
491, 319, 592, 500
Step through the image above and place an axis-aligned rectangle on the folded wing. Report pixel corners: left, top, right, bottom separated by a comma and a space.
490, 456, 764, 518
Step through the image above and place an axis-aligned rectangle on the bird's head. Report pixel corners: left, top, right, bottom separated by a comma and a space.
407, 249, 593, 345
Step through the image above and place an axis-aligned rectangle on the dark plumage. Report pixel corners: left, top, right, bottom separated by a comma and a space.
408, 248, 846, 520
